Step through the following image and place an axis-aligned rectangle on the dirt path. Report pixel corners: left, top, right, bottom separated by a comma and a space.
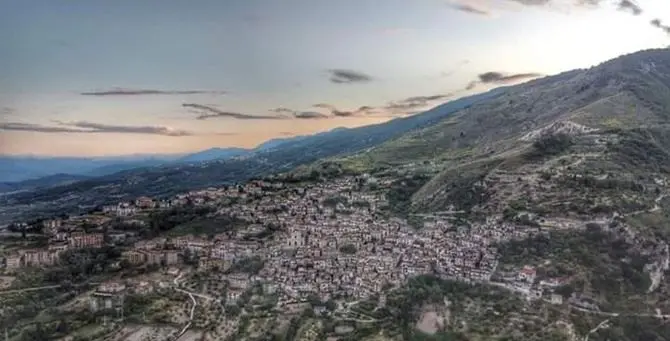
178, 292, 197, 337
583, 319, 609, 341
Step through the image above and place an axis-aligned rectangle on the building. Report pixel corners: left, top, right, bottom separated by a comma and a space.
122, 251, 146, 265
164, 251, 180, 265
286, 229, 305, 248
90, 282, 126, 313
550, 294, 564, 305
135, 197, 155, 209
22, 249, 59, 267
518, 265, 537, 283
42, 219, 62, 232
4, 254, 22, 270
70, 233, 104, 249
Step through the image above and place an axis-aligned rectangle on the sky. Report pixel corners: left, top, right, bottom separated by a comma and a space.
1, 0, 669, 156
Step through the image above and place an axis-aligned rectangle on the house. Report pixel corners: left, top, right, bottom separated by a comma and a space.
22, 249, 58, 267
122, 251, 146, 265
164, 251, 180, 265
70, 233, 104, 249
550, 294, 563, 305
135, 197, 155, 209
4, 254, 22, 270
90, 282, 126, 313
518, 265, 537, 283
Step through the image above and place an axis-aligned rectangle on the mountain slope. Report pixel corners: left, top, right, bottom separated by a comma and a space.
177, 147, 250, 163
0, 173, 91, 194
279, 49, 670, 340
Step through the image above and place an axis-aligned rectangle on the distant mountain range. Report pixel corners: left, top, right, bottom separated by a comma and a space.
0, 132, 321, 185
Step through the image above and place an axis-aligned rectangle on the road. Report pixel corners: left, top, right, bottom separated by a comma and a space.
583, 319, 609, 341
571, 304, 670, 319
0, 282, 99, 295
0, 284, 61, 295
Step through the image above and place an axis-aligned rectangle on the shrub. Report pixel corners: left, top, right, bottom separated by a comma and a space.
530, 133, 573, 157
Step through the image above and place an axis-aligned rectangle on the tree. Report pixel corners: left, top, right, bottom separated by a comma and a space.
339, 244, 357, 254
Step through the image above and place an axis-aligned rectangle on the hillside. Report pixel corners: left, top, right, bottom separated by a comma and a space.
286, 48, 670, 339
0, 173, 90, 194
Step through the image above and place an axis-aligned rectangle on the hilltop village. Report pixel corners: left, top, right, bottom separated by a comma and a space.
0, 173, 632, 301
2, 166, 670, 340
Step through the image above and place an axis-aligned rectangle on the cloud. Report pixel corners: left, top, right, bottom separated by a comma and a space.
448, 2, 491, 16
479, 71, 543, 83
82, 88, 226, 96
465, 71, 543, 90
616, 0, 642, 15
313, 103, 337, 110
651, 19, 670, 35
1, 121, 194, 136
327, 69, 374, 84
384, 93, 453, 115
269, 107, 295, 114
294, 111, 330, 119
504, 0, 645, 16
386, 94, 452, 109
61, 121, 193, 136
183, 103, 285, 120
311, 103, 382, 117
0, 122, 89, 133
506, 0, 551, 6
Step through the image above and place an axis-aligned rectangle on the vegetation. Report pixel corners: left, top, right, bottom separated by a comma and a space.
323, 195, 349, 207
44, 246, 122, 284
338, 243, 357, 254
386, 174, 432, 216
498, 224, 651, 310
609, 128, 670, 174
227, 255, 265, 275
146, 205, 215, 230
529, 133, 573, 158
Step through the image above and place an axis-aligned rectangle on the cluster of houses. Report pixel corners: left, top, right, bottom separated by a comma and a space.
2, 217, 105, 271
3, 174, 581, 311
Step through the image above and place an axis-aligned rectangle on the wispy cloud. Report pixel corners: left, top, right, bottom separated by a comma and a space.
58, 121, 193, 136
509, 0, 646, 16
294, 111, 330, 119
269, 107, 295, 114
479, 71, 543, 83
506, 0, 550, 6
651, 19, 670, 35
271, 93, 453, 121
183, 103, 286, 120
448, 2, 491, 16
616, 0, 642, 15
82, 88, 226, 96
384, 94, 453, 115
466, 71, 543, 90
1, 121, 194, 136
311, 103, 382, 117
327, 69, 374, 84
0, 122, 88, 133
